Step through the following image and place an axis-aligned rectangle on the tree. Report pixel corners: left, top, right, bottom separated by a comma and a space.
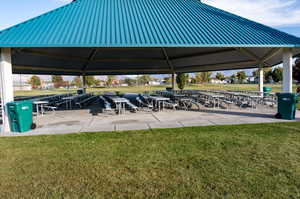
252, 69, 259, 78
106, 75, 117, 86
252, 67, 272, 78
29, 75, 41, 89
236, 71, 247, 83
215, 72, 225, 81
195, 72, 212, 83
264, 68, 273, 83
72, 76, 83, 88
124, 78, 136, 86
52, 75, 64, 88
272, 67, 283, 83
176, 73, 189, 90
230, 74, 236, 84
94, 79, 102, 86
85, 76, 96, 87
293, 58, 300, 83
137, 75, 152, 85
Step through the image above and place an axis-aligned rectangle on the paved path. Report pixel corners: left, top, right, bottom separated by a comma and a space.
1, 109, 299, 137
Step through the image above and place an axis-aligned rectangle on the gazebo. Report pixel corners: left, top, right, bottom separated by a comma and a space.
1, 0, 300, 132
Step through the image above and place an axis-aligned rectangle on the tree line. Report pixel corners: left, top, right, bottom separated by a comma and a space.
27, 58, 300, 89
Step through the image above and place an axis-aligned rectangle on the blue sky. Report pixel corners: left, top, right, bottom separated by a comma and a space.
1, 0, 299, 80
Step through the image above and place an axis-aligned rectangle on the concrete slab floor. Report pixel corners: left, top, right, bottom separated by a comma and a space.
1, 108, 299, 137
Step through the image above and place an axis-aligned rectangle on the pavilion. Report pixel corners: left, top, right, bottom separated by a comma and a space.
1, 0, 300, 132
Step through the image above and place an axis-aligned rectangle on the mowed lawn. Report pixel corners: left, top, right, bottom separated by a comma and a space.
1, 122, 300, 198
15, 84, 288, 97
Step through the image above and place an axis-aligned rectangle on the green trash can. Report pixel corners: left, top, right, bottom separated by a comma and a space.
7, 100, 35, 132
275, 93, 298, 120
263, 87, 272, 97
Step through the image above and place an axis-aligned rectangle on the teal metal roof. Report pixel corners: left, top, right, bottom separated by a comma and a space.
0, 0, 300, 47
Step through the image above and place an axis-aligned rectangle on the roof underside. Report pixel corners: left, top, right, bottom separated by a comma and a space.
0, 0, 300, 47
10, 47, 300, 75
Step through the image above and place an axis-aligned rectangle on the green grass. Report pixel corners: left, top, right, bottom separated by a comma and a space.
15, 84, 288, 97
1, 122, 300, 198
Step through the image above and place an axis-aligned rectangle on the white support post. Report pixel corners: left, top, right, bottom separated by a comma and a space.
171, 73, 176, 90
282, 48, 293, 93
258, 65, 264, 96
0, 48, 14, 133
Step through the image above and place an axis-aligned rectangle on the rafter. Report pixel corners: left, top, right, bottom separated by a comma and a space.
13, 65, 170, 74
20, 49, 165, 63
261, 48, 282, 63
170, 48, 236, 61
235, 48, 261, 62
161, 48, 175, 72
175, 60, 258, 73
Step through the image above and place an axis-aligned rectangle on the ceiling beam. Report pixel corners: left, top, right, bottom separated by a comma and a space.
261, 48, 282, 63
175, 60, 258, 73
235, 48, 261, 62
161, 48, 174, 73
93, 58, 165, 62
170, 48, 236, 61
13, 65, 170, 74
82, 48, 99, 72
19, 49, 165, 63
20, 49, 88, 62
14, 65, 82, 73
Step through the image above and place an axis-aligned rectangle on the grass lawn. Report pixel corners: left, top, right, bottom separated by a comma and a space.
15, 83, 288, 97
1, 122, 300, 198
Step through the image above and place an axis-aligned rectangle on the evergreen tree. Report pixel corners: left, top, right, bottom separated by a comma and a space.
176, 73, 188, 90
271, 67, 283, 83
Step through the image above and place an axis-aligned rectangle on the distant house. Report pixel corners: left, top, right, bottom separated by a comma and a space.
210, 78, 227, 84
247, 76, 257, 84
13, 81, 32, 91
148, 81, 161, 86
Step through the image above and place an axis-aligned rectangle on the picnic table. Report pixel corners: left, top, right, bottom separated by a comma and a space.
108, 97, 128, 115
33, 101, 49, 117
198, 92, 225, 109
149, 96, 170, 111
62, 94, 88, 109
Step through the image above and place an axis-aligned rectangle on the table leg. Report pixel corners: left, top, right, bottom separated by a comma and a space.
41, 104, 44, 115
36, 104, 39, 117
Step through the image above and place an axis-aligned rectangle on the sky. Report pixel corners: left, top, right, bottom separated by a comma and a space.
0, 0, 299, 81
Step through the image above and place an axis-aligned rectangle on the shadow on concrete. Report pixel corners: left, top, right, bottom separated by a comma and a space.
189, 108, 276, 119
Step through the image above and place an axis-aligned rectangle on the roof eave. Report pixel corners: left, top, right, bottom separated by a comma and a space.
1, 44, 300, 48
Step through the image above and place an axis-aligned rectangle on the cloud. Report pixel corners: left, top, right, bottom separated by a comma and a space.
202, 0, 300, 27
